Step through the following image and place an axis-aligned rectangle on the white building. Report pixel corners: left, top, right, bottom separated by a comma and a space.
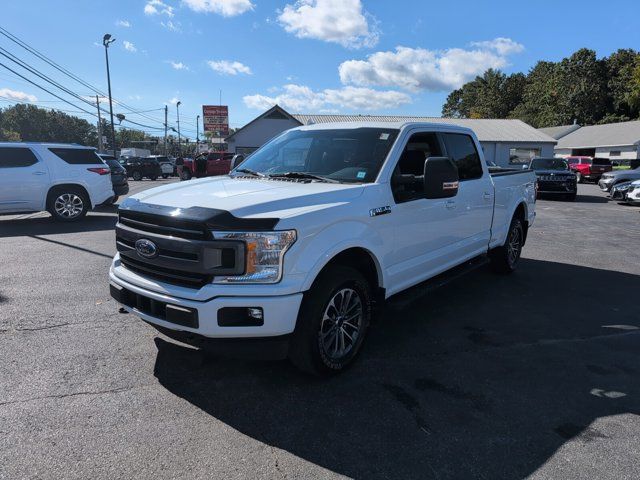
549, 120, 640, 163
225, 105, 557, 167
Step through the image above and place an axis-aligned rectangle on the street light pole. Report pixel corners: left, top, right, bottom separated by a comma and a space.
102, 34, 117, 158
176, 101, 182, 156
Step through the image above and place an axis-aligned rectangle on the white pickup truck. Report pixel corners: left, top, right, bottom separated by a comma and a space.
109, 122, 536, 375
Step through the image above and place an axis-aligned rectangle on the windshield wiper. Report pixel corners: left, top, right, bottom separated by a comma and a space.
234, 168, 266, 178
268, 172, 339, 183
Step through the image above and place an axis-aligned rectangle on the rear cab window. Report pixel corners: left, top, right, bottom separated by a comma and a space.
49, 148, 103, 165
442, 133, 483, 180
593, 158, 612, 166
0, 147, 39, 168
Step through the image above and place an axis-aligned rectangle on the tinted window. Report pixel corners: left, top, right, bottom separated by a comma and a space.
530, 158, 568, 170
49, 148, 102, 165
105, 159, 121, 169
0, 147, 38, 168
593, 158, 612, 166
443, 134, 483, 180
392, 132, 442, 203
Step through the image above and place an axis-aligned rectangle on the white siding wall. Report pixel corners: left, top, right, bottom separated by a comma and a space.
554, 145, 639, 160
492, 142, 555, 167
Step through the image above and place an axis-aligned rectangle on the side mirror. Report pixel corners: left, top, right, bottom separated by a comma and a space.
522, 164, 529, 170
423, 157, 459, 199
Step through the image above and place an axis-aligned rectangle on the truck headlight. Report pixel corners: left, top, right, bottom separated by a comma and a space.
212, 230, 297, 283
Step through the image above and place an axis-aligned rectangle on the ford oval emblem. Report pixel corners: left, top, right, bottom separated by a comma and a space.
135, 238, 158, 259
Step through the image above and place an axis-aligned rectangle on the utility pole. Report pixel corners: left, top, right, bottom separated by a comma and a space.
196, 114, 200, 152
102, 34, 117, 158
176, 101, 182, 157
164, 105, 168, 156
96, 95, 103, 153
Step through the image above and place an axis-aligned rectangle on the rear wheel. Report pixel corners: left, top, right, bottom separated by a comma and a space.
162, 174, 169, 179
109, 195, 119, 205
47, 187, 89, 222
132, 170, 143, 181
149, 174, 158, 181
289, 265, 371, 376
489, 216, 524, 274
180, 169, 192, 181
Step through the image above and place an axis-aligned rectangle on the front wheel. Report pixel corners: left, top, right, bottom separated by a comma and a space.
289, 266, 372, 376
489, 217, 524, 274
132, 170, 143, 181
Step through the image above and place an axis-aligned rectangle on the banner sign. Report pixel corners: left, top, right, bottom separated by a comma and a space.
203, 105, 228, 136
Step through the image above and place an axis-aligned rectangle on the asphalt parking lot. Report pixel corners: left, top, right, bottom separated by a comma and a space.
1, 181, 639, 480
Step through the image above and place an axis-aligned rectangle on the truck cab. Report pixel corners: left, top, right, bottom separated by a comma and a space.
109, 122, 536, 375
178, 151, 235, 180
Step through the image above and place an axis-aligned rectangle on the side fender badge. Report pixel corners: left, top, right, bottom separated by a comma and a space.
369, 206, 392, 217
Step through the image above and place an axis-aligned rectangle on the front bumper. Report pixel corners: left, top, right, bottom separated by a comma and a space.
598, 179, 614, 191
109, 267, 304, 340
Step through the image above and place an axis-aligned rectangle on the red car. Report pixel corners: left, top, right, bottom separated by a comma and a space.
177, 152, 235, 180
566, 156, 612, 183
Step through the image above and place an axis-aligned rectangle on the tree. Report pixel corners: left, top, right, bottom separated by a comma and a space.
0, 104, 97, 145
605, 49, 640, 119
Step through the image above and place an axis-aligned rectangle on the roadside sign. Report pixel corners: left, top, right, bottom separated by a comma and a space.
203, 105, 228, 137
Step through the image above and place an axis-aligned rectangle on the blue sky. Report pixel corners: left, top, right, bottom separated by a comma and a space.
0, 0, 638, 138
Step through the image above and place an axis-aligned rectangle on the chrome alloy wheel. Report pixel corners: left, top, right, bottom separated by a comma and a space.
507, 224, 522, 268
319, 288, 363, 361
54, 193, 84, 218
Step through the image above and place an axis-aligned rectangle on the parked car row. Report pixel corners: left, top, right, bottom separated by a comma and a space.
598, 165, 640, 205
177, 151, 246, 180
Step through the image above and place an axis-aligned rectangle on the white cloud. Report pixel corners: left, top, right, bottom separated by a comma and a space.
207, 60, 252, 75
278, 0, 378, 49
243, 84, 410, 112
470, 38, 524, 56
167, 60, 189, 70
123, 41, 137, 52
0, 88, 37, 103
167, 97, 180, 105
182, 0, 254, 16
116, 19, 131, 27
144, 0, 175, 17
161, 20, 182, 32
338, 38, 524, 92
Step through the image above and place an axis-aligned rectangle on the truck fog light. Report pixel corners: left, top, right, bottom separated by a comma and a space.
248, 308, 263, 320
218, 307, 264, 327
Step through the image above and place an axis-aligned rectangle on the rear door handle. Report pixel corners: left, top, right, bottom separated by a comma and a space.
445, 200, 456, 209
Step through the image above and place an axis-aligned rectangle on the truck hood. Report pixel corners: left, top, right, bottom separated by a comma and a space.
125, 176, 365, 220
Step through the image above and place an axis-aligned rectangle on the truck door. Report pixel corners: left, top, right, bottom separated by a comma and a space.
385, 131, 461, 293
441, 133, 494, 258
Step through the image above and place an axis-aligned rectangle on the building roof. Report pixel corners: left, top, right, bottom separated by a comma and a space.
556, 120, 640, 149
225, 105, 299, 142
292, 114, 556, 143
538, 124, 581, 140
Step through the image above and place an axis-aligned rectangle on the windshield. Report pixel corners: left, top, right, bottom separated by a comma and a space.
231, 127, 400, 183
530, 158, 568, 170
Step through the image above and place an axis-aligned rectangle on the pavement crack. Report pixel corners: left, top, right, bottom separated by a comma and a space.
0, 386, 136, 407
15, 323, 71, 332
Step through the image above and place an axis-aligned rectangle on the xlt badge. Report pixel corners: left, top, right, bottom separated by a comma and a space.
369, 206, 391, 217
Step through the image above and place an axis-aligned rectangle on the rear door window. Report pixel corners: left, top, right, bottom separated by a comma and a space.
442, 133, 483, 180
0, 147, 38, 168
49, 148, 102, 165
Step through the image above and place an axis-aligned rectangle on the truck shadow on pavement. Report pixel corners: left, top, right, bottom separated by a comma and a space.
152, 259, 640, 479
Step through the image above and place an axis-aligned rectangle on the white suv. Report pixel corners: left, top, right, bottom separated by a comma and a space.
0, 143, 114, 221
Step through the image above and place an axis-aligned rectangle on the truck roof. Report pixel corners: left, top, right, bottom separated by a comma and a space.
294, 121, 476, 136
0, 142, 93, 148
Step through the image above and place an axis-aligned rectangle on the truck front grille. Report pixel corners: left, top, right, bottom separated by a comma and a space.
116, 211, 245, 289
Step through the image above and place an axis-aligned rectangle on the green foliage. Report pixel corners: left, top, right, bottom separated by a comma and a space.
442, 48, 640, 128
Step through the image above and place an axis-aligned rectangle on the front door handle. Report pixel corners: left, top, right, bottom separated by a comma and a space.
445, 200, 456, 209
483, 192, 492, 200
32, 171, 47, 175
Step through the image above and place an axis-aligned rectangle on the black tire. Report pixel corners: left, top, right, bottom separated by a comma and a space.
565, 192, 576, 202
576, 171, 583, 183
162, 174, 169, 179
180, 169, 192, 181
46, 186, 89, 222
149, 174, 159, 181
489, 216, 524, 274
289, 265, 372, 376
109, 195, 119, 205
132, 170, 143, 181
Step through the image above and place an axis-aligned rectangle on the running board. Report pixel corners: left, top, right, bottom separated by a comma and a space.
386, 255, 489, 311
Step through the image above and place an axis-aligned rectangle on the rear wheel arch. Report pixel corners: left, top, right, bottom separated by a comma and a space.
47, 183, 91, 207
512, 202, 529, 245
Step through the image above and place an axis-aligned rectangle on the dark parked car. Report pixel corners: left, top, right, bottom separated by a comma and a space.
98, 154, 129, 203
119, 156, 161, 181
529, 157, 577, 201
